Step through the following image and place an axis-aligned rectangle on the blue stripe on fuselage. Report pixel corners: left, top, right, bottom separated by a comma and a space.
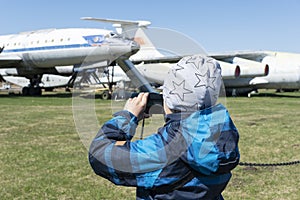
2, 43, 91, 53
2, 34, 106, 53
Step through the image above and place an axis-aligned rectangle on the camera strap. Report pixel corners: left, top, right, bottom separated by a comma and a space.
140, 117, 145, 139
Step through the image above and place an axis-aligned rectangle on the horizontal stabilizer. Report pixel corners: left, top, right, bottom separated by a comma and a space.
81, 17, 151, 27
81, 17, 151, 38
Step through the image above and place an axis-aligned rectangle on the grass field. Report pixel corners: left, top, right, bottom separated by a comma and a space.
0, 91, 299, 199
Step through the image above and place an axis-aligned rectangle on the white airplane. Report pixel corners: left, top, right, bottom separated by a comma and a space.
0, 66, 129, 94
0, 27, 139, 95
85, 17, 300, 96
83, 17, 246, 80
2, 17, 299, 97
83, 17, 278, 96
0, 73, 71, 92
0, 67, 73, 93
212, 51, 300, 95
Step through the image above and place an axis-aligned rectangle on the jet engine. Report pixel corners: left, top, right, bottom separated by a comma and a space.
217, 60, 240, 79
232, 57, 269, 78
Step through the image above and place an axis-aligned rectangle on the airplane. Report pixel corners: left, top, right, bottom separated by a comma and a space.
212, 51, 300, 95
82, 17, 246, 81
0, 65, 130, 94
0, 73, 71, 92
84, 17, 300, 96
0, 27, 140, 95
83, 17, 282, 96
2, 18, 298, 97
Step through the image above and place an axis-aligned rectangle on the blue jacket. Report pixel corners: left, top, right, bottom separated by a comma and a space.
89, 104, 239, 199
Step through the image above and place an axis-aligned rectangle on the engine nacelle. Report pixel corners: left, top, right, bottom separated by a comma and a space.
232, 57, 269, 78
217, 60, 240, 79
136, 61, 241, 85
136, 63, 172, 85
3, 68, 18, 76
55, 65, 74, 75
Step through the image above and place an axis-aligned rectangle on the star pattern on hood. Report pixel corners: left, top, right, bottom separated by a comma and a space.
194, 72, 217, 90
212, 93, 219, 102
181, 103, 199, 112
169, 80, 193, 101
186, 56, 205, 69
172, 64, 185, 77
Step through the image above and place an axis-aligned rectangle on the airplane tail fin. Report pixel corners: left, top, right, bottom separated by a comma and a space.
81, 17, 164, 60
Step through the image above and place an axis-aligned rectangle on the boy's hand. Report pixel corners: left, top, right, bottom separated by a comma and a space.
124, 93, 149, 120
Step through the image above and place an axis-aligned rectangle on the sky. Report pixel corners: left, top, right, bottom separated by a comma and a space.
1, 0, 300, 53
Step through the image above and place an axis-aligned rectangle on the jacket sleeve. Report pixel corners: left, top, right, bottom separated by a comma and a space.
88, 110, 188, 188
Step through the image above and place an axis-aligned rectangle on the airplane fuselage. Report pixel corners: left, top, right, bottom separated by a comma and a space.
0, 28, 137, 77
0, 28, 139, 95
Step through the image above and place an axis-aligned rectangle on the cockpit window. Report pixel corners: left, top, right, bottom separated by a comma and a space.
83, 35, 105, 45
110, 32, 116, 37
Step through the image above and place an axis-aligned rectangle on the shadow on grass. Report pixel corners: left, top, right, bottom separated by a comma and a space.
251, 92, 300, 98
0, 92, 73, 98
0, 92, 111, 100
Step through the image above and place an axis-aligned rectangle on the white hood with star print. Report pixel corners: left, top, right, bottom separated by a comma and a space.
163, 54, 222, 112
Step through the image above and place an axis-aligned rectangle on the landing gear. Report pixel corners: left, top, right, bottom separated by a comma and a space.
247, 90, 258, 98
22, 86, 42, 96
101, 90, 111, 100
22, 75, 43, 96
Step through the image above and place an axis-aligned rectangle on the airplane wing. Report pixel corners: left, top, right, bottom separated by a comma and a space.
209, 50, 270, 62
132, 55, 182, 64
0, 55, 22, 68
131, 51, 269, 64
131, 51, 270, 79
209, 51, 271, 78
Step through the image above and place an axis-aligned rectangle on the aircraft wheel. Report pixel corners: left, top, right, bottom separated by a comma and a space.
44, 88, 54, 92
22, 87, 29, 96
36, 87, 42, 96
29, 87, 42, 96
101, 90, 111, 100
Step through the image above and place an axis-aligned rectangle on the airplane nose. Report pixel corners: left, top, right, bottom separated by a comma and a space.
130, 40, 140, 54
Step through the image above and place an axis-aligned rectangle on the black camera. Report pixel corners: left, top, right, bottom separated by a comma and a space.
130, 92, 164, 114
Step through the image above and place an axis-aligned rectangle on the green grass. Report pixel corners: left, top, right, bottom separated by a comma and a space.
0, 91, 299, 199
223, 91, 300, 200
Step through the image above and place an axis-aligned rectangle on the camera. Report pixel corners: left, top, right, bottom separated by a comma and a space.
130, 92, 164, 114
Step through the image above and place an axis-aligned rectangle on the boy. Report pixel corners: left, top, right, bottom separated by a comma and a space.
89, 55, 240, 199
